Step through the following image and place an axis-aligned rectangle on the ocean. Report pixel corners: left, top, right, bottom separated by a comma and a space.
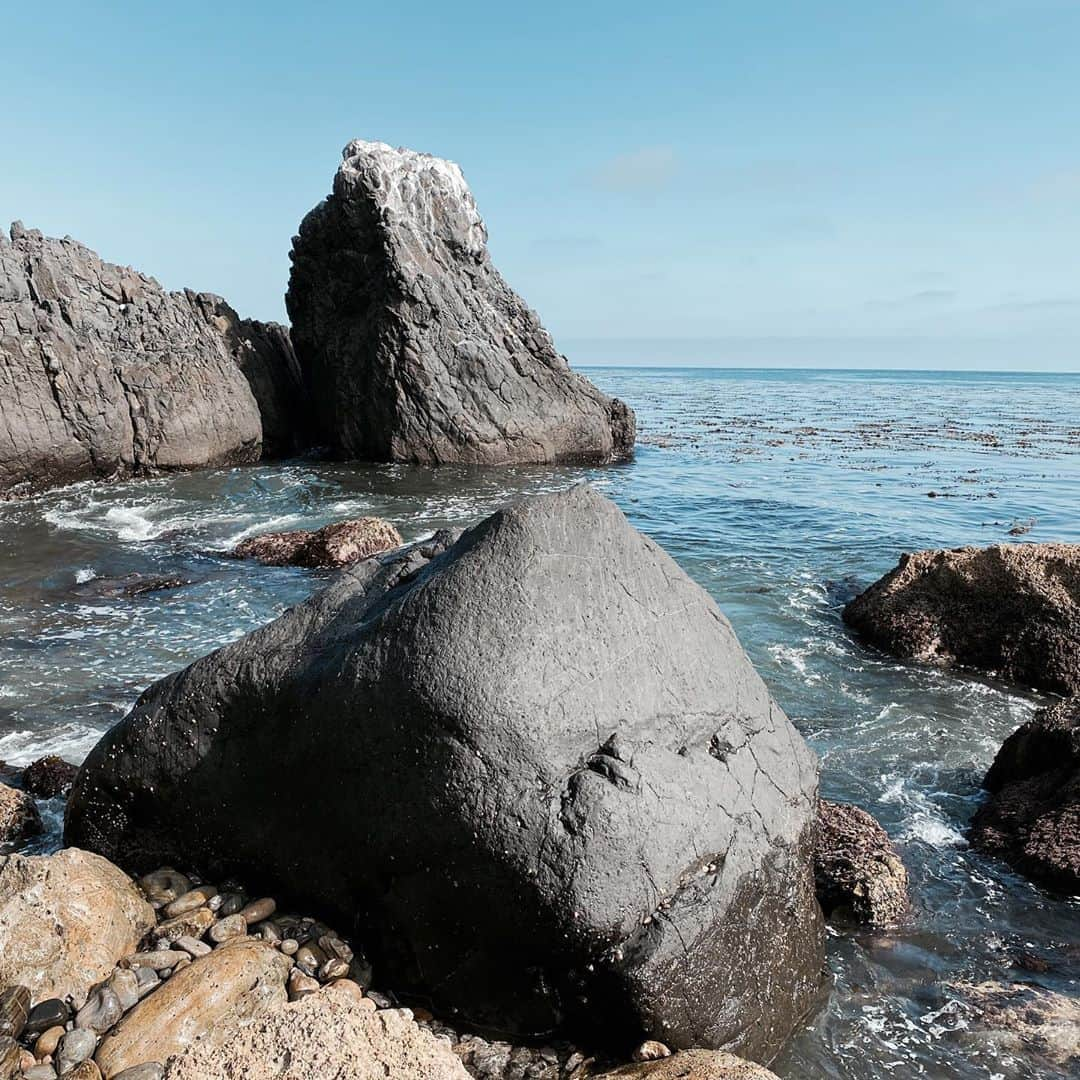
1, 366, 1078, 1078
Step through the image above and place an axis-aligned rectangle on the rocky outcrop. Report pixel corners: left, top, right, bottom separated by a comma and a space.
286, 141, 635, 466
595, 1052, 780, 1079
0, 783, 41, 851
94, 939, 291, 1078
969, 698, 1079, 891
233, 517, 403, 568
814, 800, 909, 926
163, 993, 470, 1080
843, 543, 1080, 695
0, 223, 306, 497
21, 756, 79, 798
0, 849, 155, 1003
67, 486, 823, 1061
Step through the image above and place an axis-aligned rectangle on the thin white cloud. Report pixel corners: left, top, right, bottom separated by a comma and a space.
592, 146, 678, 195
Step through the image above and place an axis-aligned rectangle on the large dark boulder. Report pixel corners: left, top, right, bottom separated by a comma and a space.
66, 486, 823, 1061
969, 698, 1079, 892
286, 141, 636, 466
843, 543, 1080, 695
0, 223, 307, 496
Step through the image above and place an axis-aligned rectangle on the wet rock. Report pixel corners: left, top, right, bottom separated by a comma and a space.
0, 849, 154, 1002
232, 518, 403, 568
71, 576, 189, 601
94, 939, 291, 1079
594, 1051, 780, 1079
21, 756, 79, 798
68, 486, 824, 1060
0, 224, 306, 497
843, 543, 1080, 695
24, 998, 68, 1039
969, 697, 1080, 891
286, 141, 635, 467
0, 986, 28, 1039
0, 782, 41, 850
162, 993, 469, 1079
957, 980, 1079, 1072
814, 800, 910, 925
239, 898, 275, 924
286, 970, 320, 1003
136, 870, 190, 909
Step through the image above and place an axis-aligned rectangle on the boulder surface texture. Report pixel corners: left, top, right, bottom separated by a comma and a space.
67, 485, 823, 1061
0, 222, 305, 496
286, 141, 635, 466
843, 543, 1080, 695
596, 1051, 780, 1079
233, 516, 403, 568
969, 697, 1079, 892
814, 800, 909, 926
0, 848, 155, 1003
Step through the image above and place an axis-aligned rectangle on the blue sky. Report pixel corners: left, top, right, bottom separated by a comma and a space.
3, 1, 1079, 369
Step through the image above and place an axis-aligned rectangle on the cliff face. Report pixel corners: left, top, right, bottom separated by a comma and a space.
287, 140, 635, 466
0, 223, 306, 496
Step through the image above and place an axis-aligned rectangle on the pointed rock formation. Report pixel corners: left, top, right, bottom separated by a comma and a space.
286, 140, 635, 465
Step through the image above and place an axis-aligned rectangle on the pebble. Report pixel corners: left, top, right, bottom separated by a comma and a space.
113, 1065, 165, 1080
366, 990, 393, 1009
0, 1036, 18, 1074
175, 935, 211, 958
324, 979, 366, 1005
23, 1065, 57, 1080
293, 942, 327, 976
239, 897, 276, 924
0, 984, 29, 1039
318, 934, 353, 963
133, 968, 161, 998
75, 986, 123, 1034
106, 968, 140, 1011
318, 958, 350, 982
65, 1061, 103, 1080
163, 886, 217, 918
208, 914, 247, 944
56, 1028, 96, 1071
633, 1040, 672, 1061
279, 939, 299, 956
253, 919, 281, 944
138, 869, 191, 908
152, 906, 215, 944
34, 1025, 66, 1059
286, 970, 320, 1002
126, 951, 187, 972
18, 1046, 35, 1071
24, 998, 69, 1038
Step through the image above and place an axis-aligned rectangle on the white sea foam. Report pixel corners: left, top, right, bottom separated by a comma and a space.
74, 567, 97, 584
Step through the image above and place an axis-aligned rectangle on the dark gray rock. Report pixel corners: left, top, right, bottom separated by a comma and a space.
66, 486, 822, 1061
842, 543, 1080, 695
0, 223, 307, 496
969, 697, 1080, 892
286, 141, 636, 466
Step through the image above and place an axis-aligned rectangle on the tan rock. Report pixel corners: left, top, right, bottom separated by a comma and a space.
233, 517, 403, 568
0, 782, 41, 850
0, 849, 155, 1003
595, 1051, 780, 1079
94, 939, 291, 1079
151, 906, 214, 944
163, 992, 469, 1079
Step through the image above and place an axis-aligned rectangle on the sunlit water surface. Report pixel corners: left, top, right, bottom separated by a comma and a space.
1, 367, 1078, 1078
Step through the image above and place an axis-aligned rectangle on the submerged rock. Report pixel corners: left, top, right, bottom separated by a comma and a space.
67, 486, 824, 1060
232, 517, 403, 568
286, 141, 635, 466
814, 800, 910, 926
0, 223, 306, 497
843, 543, 1080, 695
0, 848, 155, 1002
162, 992, 469, 1080
21, 755, 79, 798
969, 697, 1079, 892
0, 782, 41, 850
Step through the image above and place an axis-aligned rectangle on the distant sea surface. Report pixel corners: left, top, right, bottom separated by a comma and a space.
2, 367, 1078, 1078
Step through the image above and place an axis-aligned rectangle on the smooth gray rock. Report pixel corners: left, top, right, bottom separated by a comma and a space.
67, 486, 822, 1061
286, 141, 635, 466
0, 223, 306, 496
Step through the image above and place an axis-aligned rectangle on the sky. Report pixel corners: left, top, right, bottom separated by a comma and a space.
3, 1, 1079, 370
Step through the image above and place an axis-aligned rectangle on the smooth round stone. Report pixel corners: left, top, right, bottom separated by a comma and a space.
34, 1024, 66, 1058
218, 892, 246, 917
75, 987, 122, 1034
239, 897, 276, 924
153, 905, 215, 945
113, 1064, 165, 1080
65, 1061, 103, 1080
318, 958, 350, 982
293, 942, 327, 975
318, 934, 353, 963
208, 914, 247, 944
253, 919, 281, 943
18, 1047, 35, 1070
138, 869, 191, 907
126, 951, 187, 972
24, 996, 68, 1038
23, 1065, 57, 1080
324, 978, 365, 1004
633, 1040, 672, 1061
56, 1027, 97, 1070
286, 970, 319, 1002
132, 968, 161, 998
366, 990, 392, 1009
279, 939, 299, 956
0, 984, 29, 1039
163, 886, 217, 918
174, 935, 211, 958
107, 969, 140, 1011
